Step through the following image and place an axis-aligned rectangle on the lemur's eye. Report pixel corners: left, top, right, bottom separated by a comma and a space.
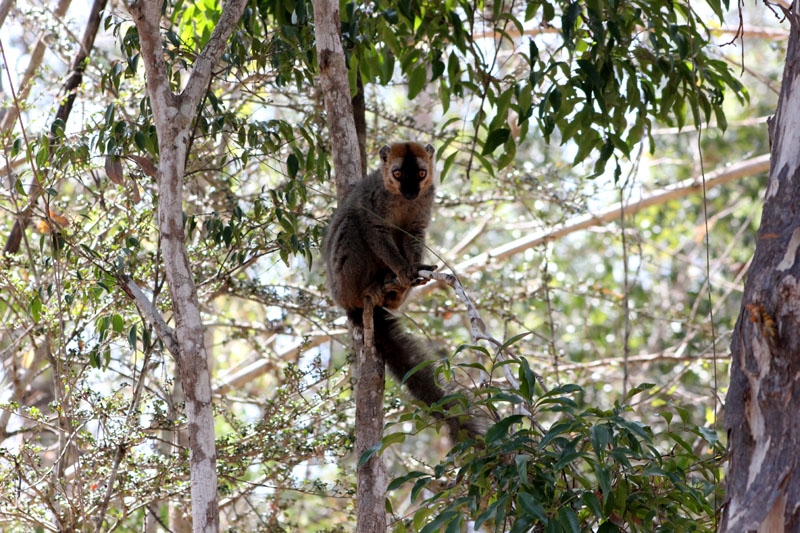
392, 169, 402, 179
418, 170, 427, 179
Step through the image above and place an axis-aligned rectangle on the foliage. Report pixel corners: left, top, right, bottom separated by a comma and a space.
0, 0, 782, 530
388, 380, 722, 532
343, 0, 747, 177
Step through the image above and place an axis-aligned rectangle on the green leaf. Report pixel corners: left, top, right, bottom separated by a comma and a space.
35, 140, 49, 168
411, 476, 432, 503
554, 449, 585, 471
381, 432, 406, 447
482, 128, 511, 156
573, 131, 600, 165
582, 491, 603, 518
590, 423, 612, 459
598, 522, 622, 533
112, 314, 124, 334
381, 8, 398, 23
287, 153, 299, 179
698, 426, 719, 446
516, 454, 531, 487
561, 2, 581, 44
509, 514, 535, 533
401, 358, 438, 385
485, 414, 523, 444
557, 506, 580, 533
379, 47, 395, 85
357, 443, 381, 468
30, 295, 42, 324
444, 515, 462, 533
407, 65, 427, 99
134, 131, 147, 150
624, 382, 655, 402
420, 510, 459, 533
595, 463, 612, 507
517, 491, 547, 522
387, 470, 428, 491
518, 356, 537, 402
128, 324, 138, 351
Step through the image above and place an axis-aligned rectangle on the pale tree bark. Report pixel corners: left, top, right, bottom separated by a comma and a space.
312, 1, 388, 530
721, 4, 800, 531
312, 0, 362, 201
126, 1, 247, 531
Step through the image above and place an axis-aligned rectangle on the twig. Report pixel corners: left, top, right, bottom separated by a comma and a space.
419, 269, 548, 395
118, 275, 179, 359
94, 347, 154, 531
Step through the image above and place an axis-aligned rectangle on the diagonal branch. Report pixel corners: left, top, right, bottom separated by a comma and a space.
454, 154, 771, 272
118, 275, 179, 359
0, 0, 12, 30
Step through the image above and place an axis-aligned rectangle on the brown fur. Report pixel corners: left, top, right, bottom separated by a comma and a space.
323, 142, 486, 441
324, 142, 436, 312
380, 142, 435, 199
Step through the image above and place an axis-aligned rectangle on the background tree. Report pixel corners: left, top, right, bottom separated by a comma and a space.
0, 0, 783, 530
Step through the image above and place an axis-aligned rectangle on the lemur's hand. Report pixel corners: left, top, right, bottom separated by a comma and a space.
410, 264, 438, 286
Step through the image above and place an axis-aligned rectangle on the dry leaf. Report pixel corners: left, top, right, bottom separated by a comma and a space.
131, 179, 142, 204
105, 155, 124, 184
35, 220, 50, 234
48, 210, 70, 227
127, 155, 158, 178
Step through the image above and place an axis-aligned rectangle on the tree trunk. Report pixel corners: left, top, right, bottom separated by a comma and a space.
126, 1, 247, 531
355, 300, 388, 533
312, 1, 388, 530
721, 5, 800, 531
312, 0, 362, 201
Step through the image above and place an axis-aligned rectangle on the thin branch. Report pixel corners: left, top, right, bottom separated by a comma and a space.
213, 334, 334, 394
0, 0, 13, 31
182, 0, 248, 104
420, 269, 547, 394
118, 275, 179, 359
555, 350, 729, 372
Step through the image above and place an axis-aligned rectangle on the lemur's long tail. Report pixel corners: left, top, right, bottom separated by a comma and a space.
347, 306, 486, 440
